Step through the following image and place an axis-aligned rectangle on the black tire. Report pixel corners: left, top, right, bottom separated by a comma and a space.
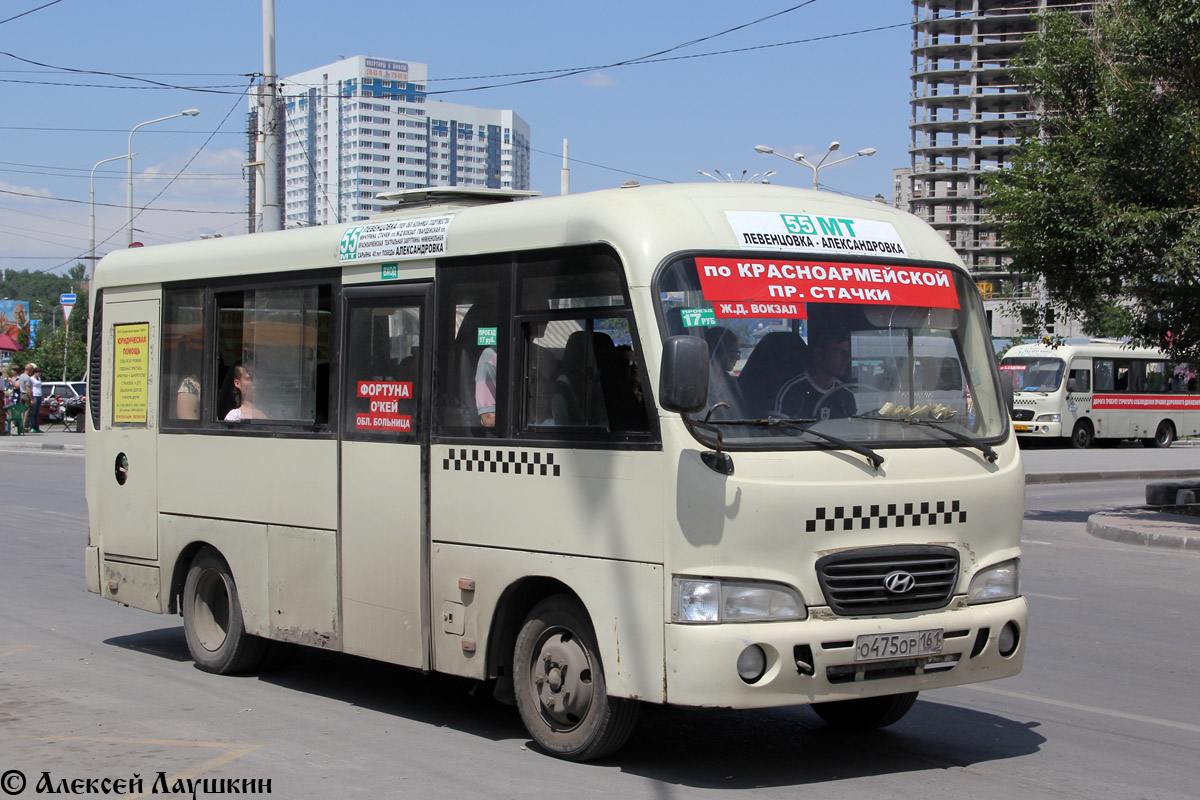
811, 691, 918, 730
512, 595, 638, 761
1070, 419, 1094, 449
1142, 421, 1175, 449
182, 548, 266, 674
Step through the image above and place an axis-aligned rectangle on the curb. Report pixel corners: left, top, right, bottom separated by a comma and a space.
0, 440, 84, 452
1027, 469, 1200, 485
1086, 511, 1200, 551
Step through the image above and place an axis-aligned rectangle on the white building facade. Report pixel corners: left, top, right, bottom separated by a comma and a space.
279, 56, 530, 227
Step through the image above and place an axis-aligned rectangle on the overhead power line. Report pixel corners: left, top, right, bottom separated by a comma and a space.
0, 0, 62, 27
0, 186, 242, 213
1, 5, 908, 101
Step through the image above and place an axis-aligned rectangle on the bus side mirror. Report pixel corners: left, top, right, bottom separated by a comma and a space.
659, 335, 710, 414
999, 370, 1015, 414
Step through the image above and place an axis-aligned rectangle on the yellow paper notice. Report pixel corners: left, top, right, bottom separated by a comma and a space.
113, 322, 150, 424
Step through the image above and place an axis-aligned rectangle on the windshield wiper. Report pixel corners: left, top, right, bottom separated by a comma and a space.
691, 408, 885, 470
763, 414, 885, 470
854, 414, 997, 463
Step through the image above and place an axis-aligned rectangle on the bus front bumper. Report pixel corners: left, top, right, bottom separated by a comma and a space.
664, 596, 1026, 708
1012, 420, 1063, 437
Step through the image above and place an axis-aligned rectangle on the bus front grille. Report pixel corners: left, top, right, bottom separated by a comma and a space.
1011, 409, 1034, 421
816, 545, 959, 616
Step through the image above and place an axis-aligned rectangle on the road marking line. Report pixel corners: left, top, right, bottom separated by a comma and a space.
1023, 592, 1076, 601
0, 644, 38, 659
963, 684, 1200, 735
21, 736, 261, 799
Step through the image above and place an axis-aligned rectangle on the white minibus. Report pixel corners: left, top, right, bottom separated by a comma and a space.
86, 183, 1027, 760
1001, 341, 1199, 448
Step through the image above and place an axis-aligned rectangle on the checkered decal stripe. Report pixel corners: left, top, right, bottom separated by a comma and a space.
806, 500, 965, 532
442, 448, 561, 477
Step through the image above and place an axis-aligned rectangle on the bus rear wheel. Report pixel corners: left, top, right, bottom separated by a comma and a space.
1143, 421, 1175, 449
513, 595, 638, 761
182, 548, 266, 674
811, 691, 918, 730
1070, 420, 1094, 449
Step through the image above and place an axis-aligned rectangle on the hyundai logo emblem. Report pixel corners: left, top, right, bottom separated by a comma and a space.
883, 570, 917, 594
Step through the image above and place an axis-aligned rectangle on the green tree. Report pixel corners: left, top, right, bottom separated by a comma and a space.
23, 323, 88, 381
984, 1, 1200, 362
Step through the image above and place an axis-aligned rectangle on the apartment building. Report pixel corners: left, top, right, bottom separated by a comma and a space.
276, 56, 530, 227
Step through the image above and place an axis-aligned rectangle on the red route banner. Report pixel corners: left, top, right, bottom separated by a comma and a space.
355, 381, 414, 432
695, 257, 960, 313
1091, 394, 1200, 411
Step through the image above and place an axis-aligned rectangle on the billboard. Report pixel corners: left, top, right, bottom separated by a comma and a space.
0, 300, 30, 348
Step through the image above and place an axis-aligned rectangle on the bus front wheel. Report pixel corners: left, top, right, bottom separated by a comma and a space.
811, 691, 918, 730
1143, 421, 1175, 449
513, 595, 638, 761
1070, 420, 1094, 449
182, 548, 266, 674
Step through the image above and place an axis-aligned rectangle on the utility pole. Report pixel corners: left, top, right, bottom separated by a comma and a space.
260, 0, 282, 232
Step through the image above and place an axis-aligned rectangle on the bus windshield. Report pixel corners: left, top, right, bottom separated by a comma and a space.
999, 357, 1066, 392
656, 254, 1007, 447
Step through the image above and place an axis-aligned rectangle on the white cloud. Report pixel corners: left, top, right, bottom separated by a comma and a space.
0, 178, 54, 200
578, 72, 616, 88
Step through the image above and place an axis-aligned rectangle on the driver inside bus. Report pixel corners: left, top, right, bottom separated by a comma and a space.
774, 329, 856, 421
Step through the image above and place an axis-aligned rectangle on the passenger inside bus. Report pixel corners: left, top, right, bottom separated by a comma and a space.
703, 326, 744, 418
221, 363, 264, 421
736, 331, 809, 418
475, 346, 497, 428
176, 375, 200, 420
774, 329, 856, 421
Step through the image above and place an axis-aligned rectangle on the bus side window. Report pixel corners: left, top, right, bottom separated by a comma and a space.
162, 288, 205, 424
343, 303, 421, 438
515, 246, 650, 436
1068, 367, 1090, 393
212, 285, 331, 425
1145, 361, 1168, 393
1125, 360, 1146, 392
1094, 359, 1115, 392
434, 264, 510, 438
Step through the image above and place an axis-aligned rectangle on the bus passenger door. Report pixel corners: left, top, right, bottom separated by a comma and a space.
339, 285, 430, 668
95, 292, 160, 564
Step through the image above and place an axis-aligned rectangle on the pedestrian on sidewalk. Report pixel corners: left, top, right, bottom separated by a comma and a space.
29, 366, 44, 433
17, 363, 33, 431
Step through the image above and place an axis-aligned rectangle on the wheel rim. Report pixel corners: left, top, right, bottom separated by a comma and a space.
1157, 425, 1172, 446
528, 626, 595, 731
191, 568, 231, 652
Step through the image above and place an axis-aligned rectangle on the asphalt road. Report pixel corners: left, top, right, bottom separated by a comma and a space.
1, 451, 1197, 799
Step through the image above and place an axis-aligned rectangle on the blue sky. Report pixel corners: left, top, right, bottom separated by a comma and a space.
1, 0, 913, 273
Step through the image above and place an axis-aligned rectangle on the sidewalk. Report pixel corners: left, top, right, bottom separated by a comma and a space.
1086, 508, 1200, 551
0, 427, 85, 452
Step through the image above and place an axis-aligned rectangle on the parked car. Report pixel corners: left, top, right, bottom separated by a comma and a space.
39, 381, 87, 430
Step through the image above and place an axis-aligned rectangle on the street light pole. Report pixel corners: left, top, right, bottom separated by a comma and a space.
127, 109, 200, 246
754, 142, 876, 190
90, 153, 131, 281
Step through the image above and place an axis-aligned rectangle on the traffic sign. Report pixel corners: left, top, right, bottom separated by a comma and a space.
60, 293, 76, 305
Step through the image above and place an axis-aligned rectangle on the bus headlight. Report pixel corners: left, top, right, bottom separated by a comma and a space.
672, 578, 806, 623
967, 559, 1020, 604
1035, 413, 1060, 422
